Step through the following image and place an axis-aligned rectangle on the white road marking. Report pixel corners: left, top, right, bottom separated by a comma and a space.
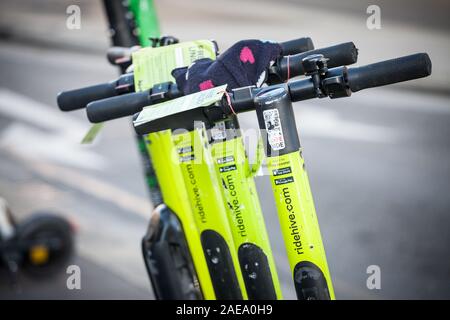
0, 89, 85, 136
238, 106, 399, 144
331, 89, 450, 115
1, 124, 105, 169
298, 107, 400, 143
27, 159, 152, 220
0, 88, 106, 169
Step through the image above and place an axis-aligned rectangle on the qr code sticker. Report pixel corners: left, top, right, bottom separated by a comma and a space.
263, 109, 285, 150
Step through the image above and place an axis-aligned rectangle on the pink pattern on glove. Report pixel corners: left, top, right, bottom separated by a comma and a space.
199, 79, 214, 91
240, 46, 255, 64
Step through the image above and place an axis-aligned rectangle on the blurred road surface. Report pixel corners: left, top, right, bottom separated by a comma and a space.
0, 0, 449, 299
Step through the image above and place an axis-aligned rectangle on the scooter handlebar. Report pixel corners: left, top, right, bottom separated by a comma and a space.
279, 37, 314, 55
86, 91, 150, 123
57, 82, 117, 111
347, 53, 432, 92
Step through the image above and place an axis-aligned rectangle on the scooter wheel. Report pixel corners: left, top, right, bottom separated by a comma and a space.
16, 213, 74, 278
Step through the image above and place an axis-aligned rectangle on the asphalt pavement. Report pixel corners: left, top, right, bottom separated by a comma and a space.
0, 0, 449, 299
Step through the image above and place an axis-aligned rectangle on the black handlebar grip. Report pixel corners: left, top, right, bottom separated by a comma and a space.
57, 82, 117, 111
86, 91, 151, 123
277, 42, 358, 80
279, 37, 314, 55
311, 42, 358, 68
347, 53, 432, 92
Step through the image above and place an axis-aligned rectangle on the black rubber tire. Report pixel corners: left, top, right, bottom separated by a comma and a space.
16, 213, 74, 278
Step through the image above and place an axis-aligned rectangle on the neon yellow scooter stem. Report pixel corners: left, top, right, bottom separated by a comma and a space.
255, 87, 335, 300
210, 119, 283, 299
173, 126, 249, 299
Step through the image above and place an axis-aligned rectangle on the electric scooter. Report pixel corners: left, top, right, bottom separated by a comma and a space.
0, 197, 75, 286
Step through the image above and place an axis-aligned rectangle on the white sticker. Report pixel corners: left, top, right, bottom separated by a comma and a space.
263, 109, 285, 150
211, 121, 227, 140
133, 84, 227, 126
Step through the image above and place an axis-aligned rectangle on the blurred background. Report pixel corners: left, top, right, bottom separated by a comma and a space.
0, 0, 449, 299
